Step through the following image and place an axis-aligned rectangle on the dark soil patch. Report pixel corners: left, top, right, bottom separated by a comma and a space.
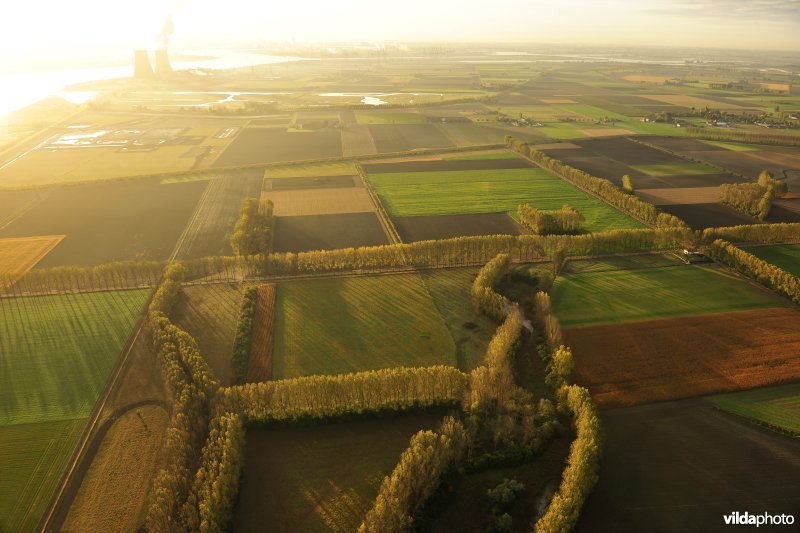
232, 412, 446, 533
536, 153, 643, 187
644, 136, 726, 153
682, 150, 771, 179
0, 178, 207, 267
368, 124, 455, 153
394, 213, 522, 242
657, 202, 756, 229
576, 399, 800, 533
362, 158, 531, 174
213, 128, 342, 166
633, 173, 746, 189
766, 199, 800, 223
268, 175, 358, 191
574, 137, 684, 165
272, 212, 389, 253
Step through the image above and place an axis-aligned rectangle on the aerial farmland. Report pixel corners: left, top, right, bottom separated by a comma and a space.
1, 16, 800, 533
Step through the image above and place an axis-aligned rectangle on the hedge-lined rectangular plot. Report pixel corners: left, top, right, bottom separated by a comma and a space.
551, 265, 784, 328
264, 187, 374, 216
273, 274, 457, 378
272, 213, 389, 253
367, 167, 642, 232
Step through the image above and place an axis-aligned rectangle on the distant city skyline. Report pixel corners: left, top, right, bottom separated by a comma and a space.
1, 0, 798, 72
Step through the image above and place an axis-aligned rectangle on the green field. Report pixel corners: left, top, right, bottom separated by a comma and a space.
0, 418, 86, 532
420, 269, 497, 371
701, 140, 761, 152
0, 290, 149, 425
746, 244, 800, 277
709, 384, 800, 436
367, 167, 642, 232
274, 273, 457, 378
630, 162, 719, 176
551, 265, 783, 327
0, 289, 148, 532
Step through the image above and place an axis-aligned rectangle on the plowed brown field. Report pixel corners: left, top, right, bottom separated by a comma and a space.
248, 284, 277, 382
564, 307, 800, 408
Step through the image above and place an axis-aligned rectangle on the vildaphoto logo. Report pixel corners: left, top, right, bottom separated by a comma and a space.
723, 511, 795, 527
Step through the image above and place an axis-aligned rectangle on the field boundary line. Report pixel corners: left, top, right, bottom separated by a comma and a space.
37, 288, 157, 532
169, 177, 216, 262
355, 162, 402, 244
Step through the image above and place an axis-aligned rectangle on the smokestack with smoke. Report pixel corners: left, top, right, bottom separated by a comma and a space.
134, 50, 155, 79
154, 17, 175, 77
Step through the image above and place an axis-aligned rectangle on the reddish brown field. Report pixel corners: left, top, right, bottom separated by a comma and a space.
564, 307, 800, 409
248, 284, 277, 382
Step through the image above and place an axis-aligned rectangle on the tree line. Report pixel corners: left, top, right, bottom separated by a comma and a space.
718, 171, 787, 220
182, 229, 691, 282
231, 197, 274, 256
684, 126, 800, 147
145, 263, 222, 532
533, 385, 602, 533
218, 366, 467, 423
518, 204, 584, 235
231, 287, 259, 385
705, 239, 800, 305
359, 417, 469, 532
702, 222, 800, 244
3, 260, 162, 297
471, 252, 513, 321
505, 136, 689, 230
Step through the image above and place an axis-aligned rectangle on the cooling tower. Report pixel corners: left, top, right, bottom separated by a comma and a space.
155, 49, 173, 77
134, 50, 155, 79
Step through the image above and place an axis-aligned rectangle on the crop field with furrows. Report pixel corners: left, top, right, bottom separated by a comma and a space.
367, 167, 643, 232
0, 235, 64, 286
265, 187, 375, 216
745, 243, 800, 277
551, 264, 784, 328
212, 128, 343, 166
564, 307, 800, 408
709, 383, 800, 436
272, 273, 457, 378
232, 413, 444, 533
172, 170, 265, 260
0, 289, 149, 532
636, 186, 722, 205
0, 418, 86, 532
249, 284, 277, 382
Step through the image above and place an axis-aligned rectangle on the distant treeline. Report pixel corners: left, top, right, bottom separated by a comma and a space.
505, 136, 688, 230
684, 126, 800, 147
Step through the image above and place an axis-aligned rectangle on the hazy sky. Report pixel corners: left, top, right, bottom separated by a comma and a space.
1, 0, 798, 70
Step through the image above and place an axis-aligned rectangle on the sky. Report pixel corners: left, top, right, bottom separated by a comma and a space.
0, 0, 798, 71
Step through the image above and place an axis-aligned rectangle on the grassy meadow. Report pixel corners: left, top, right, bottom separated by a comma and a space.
367, 167, 642, 232
709, 383, 800, 436
551, 265, 783, 328
273, 274, 457, 378
0, 289, 148, 531
746, 244, 800, 277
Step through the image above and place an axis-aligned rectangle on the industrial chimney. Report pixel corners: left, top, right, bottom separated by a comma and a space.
134, 50, 155, 79
155, 49, 173, 77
